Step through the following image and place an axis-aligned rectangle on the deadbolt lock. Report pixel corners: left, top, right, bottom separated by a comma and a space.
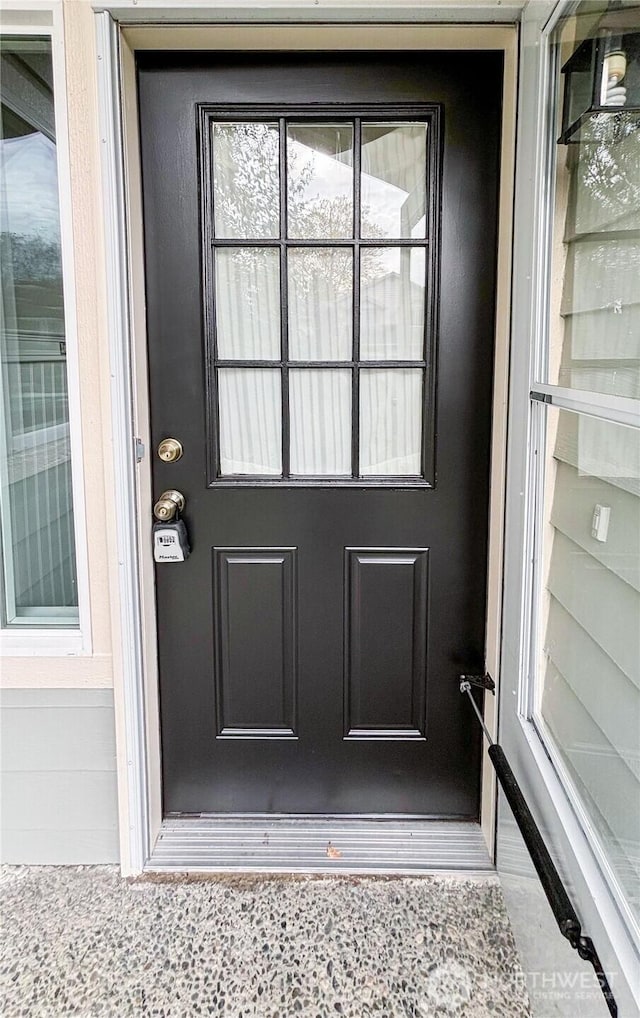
157, 437, 183, 463
153, 489, 185, 522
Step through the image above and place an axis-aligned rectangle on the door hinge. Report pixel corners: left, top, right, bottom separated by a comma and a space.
135, 437, 145, 463
459, 672, 495, 693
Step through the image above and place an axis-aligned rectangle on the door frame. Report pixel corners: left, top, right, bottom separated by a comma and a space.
94, 11, 517, 875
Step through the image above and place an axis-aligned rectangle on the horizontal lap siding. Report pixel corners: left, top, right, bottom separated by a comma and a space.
542, 662, 640, 918
545, 131, 639, 887
542, 439, 640, 901
548, 527, 640, 686
0, 689, 119, 864
544, 661, 639, 847
545, 598, 639, 781
560, 128, 640, 400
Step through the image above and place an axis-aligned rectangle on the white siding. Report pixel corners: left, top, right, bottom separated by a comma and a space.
541, 440, 640, 917
0, 689, 119, 863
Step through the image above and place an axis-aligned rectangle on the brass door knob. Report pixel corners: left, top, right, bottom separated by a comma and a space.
157, 437, 183, 463
153, 489, 185, 521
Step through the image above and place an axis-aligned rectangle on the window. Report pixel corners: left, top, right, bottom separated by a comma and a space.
202, 112, 440, 484
0, 33, 78, 627
531, 2, 640, 934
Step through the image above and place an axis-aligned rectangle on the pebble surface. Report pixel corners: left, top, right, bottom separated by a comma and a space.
0, 867, 531, 1017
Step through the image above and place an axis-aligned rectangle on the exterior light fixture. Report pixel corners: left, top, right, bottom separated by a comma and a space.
559, 3, 640, 143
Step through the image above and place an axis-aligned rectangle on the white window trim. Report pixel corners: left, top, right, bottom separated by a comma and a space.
0, 2, 92, 656
499, 1, 640, 1011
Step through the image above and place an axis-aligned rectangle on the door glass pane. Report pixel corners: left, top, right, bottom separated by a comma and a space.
549, 17, 640, 399
537, 406, 640, 925
361, 122, 428, 239
212, 122, 280, 240
218, 369, 281, 476
287, 124, 353, 239
207, 115, 437, 484
215, 248, 280, 361
288, 248, 352, 361
359, 369, 423, 475
290, 369, 351, 476
360, 248, 426, 360
0, 35, 78, 626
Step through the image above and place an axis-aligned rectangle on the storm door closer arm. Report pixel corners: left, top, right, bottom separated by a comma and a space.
460, 675, 618, 1018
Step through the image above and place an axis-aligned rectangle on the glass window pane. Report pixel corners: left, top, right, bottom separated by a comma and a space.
359, 369, 423, 476
537, 407, 640, 926
212, 122, 279, 239
288, 248, 352, 361
290, 369, 351, 476
360, 248, 426, 360
218, 369, 281, 476
0, 35, 78, 626
556, 235, 640, 399
287, 124, 353, 240
215, 248, 280, 361
361, 123, 427, 239
549, 23, 640, 399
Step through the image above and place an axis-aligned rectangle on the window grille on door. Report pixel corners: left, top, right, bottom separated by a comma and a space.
199, 108, 442, 486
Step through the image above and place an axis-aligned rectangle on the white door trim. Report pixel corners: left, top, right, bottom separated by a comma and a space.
95, 11, 150, 873
93, 0, 526, 24
95, 12, 517, 875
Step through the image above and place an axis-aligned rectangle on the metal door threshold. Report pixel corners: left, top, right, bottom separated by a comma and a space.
147, 817, 492, 873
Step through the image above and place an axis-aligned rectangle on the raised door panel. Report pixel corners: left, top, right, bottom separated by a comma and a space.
213, 548, 297, 737
345, 548, 429, 739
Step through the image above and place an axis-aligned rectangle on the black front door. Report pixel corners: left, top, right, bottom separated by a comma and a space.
139, 52, 502, 816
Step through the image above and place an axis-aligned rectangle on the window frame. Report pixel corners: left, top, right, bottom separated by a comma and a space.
0, 5, 91, 655
199, 104, 442, 488
522, 0, 640, 950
